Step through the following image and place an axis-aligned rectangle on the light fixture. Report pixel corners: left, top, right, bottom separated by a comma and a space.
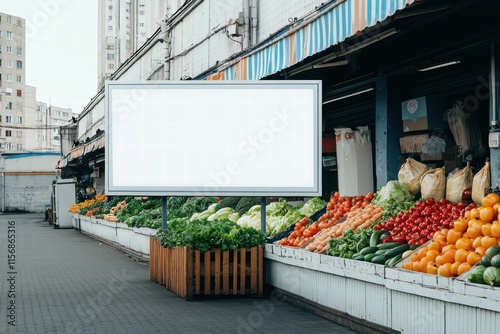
418, 60, 461, 72
322, 87, 374, 105
312, 59, 349, 69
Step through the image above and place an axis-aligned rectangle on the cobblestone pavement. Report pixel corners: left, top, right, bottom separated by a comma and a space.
0, 213, 359, 334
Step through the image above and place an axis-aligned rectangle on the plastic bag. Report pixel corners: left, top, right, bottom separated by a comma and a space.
447, 101, 485, 157
445, 162, 473, 203
422, 135, 447, 155
472, 160, 491, 204
420, 167, 446, 201
398, 158, 428, 195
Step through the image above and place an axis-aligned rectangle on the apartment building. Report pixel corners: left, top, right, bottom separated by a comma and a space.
97, 0, 182, 88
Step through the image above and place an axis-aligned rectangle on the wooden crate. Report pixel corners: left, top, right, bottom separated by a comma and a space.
149, 238, 263, 299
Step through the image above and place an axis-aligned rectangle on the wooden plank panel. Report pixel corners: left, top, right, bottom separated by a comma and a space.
250, 247, 257, 294
149, 238, 155, 282
204, 251, 211, 295
195, 250, 201, 295
233, 250, 238, 295
240, 249, 246, 295
258, 245, 263, 297
222, 250, 229, 295
214, 249, 221, 295
186, 247, 194, 300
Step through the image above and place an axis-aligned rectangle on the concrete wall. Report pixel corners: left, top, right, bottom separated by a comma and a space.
3, 174, 56, 212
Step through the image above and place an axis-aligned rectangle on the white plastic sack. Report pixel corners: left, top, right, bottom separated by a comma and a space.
422, 135, 446, 155
445, 162, 473, 203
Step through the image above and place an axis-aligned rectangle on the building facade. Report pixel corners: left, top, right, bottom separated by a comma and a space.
97, 0, 181, 88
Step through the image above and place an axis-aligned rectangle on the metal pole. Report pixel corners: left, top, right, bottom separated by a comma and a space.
162, 196, 167, 229
260, 197, 266, 235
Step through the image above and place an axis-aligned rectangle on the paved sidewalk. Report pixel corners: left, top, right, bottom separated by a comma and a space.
0, 214, 359, 334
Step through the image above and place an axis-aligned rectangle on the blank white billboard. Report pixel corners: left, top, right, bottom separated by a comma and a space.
105, 80, 321, 196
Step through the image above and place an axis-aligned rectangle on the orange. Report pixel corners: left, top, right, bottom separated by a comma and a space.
425, 250, 440, 261
411, 252, 419, 262
438, 263, 453, 277
466, 252, 481, 266
473, 236, 483, 249
447, 229, 463, 244
402, 261, 413, 271
434, 234, 447, 246
417, 247, 429, 260
457, 262, 472, 276
450, 262, 461, 276
453, 218, 468, 233
481, 236, 498, 249
483, 193, 500, 208
427, 261, 438, 275
464, 210, 471, 220
481, 223, 492, 236
433, 231, 442, 240
435, 255, 445, 266
412, 261, 424, 273
440, 228, 450, 236
475, 246, 486, 257
442, 244, 457, 253
455, 249, 469, 263
442, 249, 457, 264
480, 207, 496, 223
469, 208, 480, 220
427, 241, 442, 252
455, 237, 473, 251
491, 221, 500, 238
466, 225, 482, 239
420, 257, 432, 270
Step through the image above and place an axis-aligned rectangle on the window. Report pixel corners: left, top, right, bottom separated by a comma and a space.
108, 26, 113, 31
0, 44, 3, 53
107, 53, 115, 60
6, 16, 12, 24
6, 60, 12, 68
5, 88, 12, 96
6, 102, 12, 110
16, 75, 21, 83
16, 47, 21, 55
139, 23, 145, 27
0, 115, 2, 122
108, 15, 112, 20
6, 31, 12, 39
42, 134, 46, 142
62, 112, 68, 117
6, 45, 12, 53
0, 31, 2, 38
0, 59, 2, 66
108, 63, 115, 70
6, 74, 11, 82
16, 143, 22, 151
5, 130, 11, 136
139, 4, 145, 7
106, 44, 114, 50
16, 89, 21, 97
54, 135, 60, 140
6, 115, 12, 122
139, 11, 145, 15
16, 116, 22, 124
108, 5, 113, 9
5, 142, 12, 150
16, 60, 22, 69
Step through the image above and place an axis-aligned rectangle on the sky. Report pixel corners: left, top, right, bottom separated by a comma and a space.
0, 0, 98, 114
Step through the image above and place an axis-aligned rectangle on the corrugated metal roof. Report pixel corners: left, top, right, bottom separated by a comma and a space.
204, 0, 416, 81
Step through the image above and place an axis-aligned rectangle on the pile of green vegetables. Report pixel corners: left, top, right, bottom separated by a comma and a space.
155, 218, 265, 252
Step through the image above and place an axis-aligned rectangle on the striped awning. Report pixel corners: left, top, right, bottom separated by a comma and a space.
205, 0, 416, 81
59, 134, 105, 168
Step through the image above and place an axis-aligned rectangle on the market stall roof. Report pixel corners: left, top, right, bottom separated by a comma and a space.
197, 0, 418, 81
59, 132, 105, 168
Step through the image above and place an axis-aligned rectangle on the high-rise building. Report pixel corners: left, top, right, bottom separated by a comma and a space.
0, 13, 29, 153
97, 0, 181, 88
0, 12, 74, 153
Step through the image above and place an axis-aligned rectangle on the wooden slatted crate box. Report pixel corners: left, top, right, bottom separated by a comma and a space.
149, 238, 263, 300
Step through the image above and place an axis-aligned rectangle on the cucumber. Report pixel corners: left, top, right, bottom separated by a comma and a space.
364, 253, 378, 262
352, 252, 361, 258
352, 254, 365, 261
387, 253, 404, 267
375, 249, 388, 255
371, 255, 387, 264
385, 257, 393, 266
377, 242, 405, 250
369, 230, 384, 247
410, 244, 420, 250
359, 246, 379, 256
384, 244, 411, 259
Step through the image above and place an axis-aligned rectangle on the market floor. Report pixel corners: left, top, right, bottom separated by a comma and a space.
0, 213, 359, 334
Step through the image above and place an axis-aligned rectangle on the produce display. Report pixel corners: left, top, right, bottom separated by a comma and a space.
68, 193, 106, 214
154, 218, 265, 251
402, 193, 500, 277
